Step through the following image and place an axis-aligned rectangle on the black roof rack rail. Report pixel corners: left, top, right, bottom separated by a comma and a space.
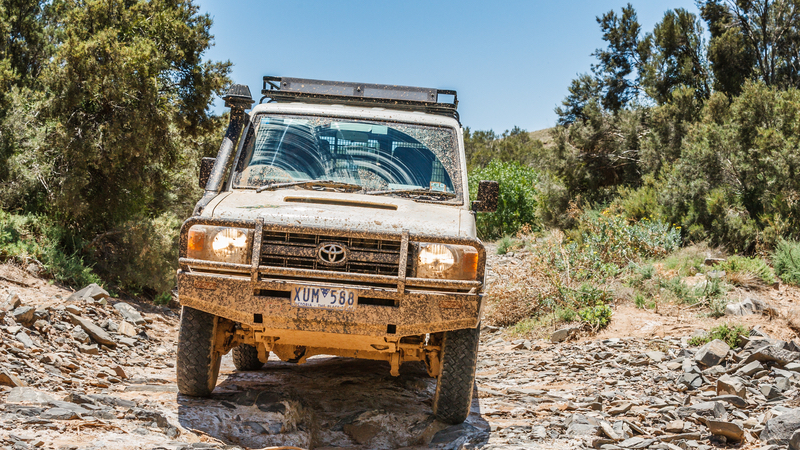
260, 76, 459, 123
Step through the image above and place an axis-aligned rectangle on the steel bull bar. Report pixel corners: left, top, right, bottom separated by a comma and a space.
177, 217, 486, 337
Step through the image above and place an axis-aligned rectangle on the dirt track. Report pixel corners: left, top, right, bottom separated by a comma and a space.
3, 252, 800, 449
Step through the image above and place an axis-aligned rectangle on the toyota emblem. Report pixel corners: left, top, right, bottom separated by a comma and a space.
317, 242, 348, 266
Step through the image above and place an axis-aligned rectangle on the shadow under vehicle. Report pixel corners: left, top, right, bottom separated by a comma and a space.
175, 76, 498, 424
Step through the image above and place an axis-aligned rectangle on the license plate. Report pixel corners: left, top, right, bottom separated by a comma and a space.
291, 285, 358, 311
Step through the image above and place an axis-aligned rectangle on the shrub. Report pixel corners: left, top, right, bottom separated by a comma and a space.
614, 181, 659, 222
774, 239, 800, 286
496, 235, 522, 255
688, 323, 748, 348
658, 277, 696, 304
0, 210, 101, 287
534, 173, 574, 229
563, 212, 681, 281
92, 213, 181, 295
578, 303, 613, 329
469, 160, 539, 240
715, 255, 777, 286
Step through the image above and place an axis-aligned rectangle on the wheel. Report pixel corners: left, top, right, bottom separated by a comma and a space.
232, 344, 263, 371
176, 306, 222, 396
432, 325, 481, 424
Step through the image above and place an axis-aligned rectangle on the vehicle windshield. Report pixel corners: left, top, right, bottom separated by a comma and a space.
232, 114, 462, 201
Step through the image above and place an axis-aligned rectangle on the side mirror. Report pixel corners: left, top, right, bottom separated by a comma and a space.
472, 180, 499, 212
199, 157, 216, 189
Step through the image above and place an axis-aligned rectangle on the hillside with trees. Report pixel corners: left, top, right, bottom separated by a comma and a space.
0, 0, 229, 299
2, 0, 800, 316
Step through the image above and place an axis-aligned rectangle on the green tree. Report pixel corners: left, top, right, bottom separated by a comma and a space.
0, 0, 230, 293
464, 126, 544, 170
661, 82, 800, 250
699, 0, 800, 90
38, 0, 230, 232
556, 74, 602, 126
639, 9, 710, 104
699, 0, 756, 96
0, 0, 51, 185
592, 3, 645, 112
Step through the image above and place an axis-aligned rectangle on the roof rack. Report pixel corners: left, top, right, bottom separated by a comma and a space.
260, 76, 459, 122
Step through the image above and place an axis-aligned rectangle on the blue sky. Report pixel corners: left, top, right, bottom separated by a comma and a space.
195, 1, 701, 133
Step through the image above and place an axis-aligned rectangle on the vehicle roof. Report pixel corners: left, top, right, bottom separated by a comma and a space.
249, 102, 463, 129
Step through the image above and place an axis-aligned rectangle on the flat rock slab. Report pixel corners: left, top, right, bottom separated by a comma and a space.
124, 384, 179, 393
40, 408, 79, 420
710, 395, 748, 409
736, 360, 764, 377
551, 327, 578, 343
67, 283, 109, 302
676, 401, 726, 419
743, 344, 800, 366
11, 306, 35, 326
761, 409, 800, 444
0, 368, 26, 387
707, 419, 744, 441
113, 302, 145, 325
67, 313, 116, 347
7, 387, 57, 404
717, 374, 747, 399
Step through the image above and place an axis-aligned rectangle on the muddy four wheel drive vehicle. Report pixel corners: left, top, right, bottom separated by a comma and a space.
175, 76, 498, 424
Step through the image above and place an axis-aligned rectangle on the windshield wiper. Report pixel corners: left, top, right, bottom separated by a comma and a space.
365, 188, 457, 199
256, 180, 364, 193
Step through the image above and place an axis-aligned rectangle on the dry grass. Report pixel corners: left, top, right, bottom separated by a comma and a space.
484, 231, 569, 327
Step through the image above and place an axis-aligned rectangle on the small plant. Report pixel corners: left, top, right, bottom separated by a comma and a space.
633, 292, 656, 309
578, 303, 613, 329
634, 293, 647, 308
496, 235, 521, 255
555, 307, 578, 323
659, 277, 697, 304
694, 277, 728, 299
707, 296, 729, 318
774, 239, 800, 286
716, 255, 777, 286
154, 292, 173, 305
688, 323, 748, 348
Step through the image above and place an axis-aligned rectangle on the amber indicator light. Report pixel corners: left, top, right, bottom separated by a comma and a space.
187, 229, 205, 256
464, 250, 478, 280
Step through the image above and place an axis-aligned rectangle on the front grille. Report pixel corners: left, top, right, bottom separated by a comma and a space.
260, 230, 413, 276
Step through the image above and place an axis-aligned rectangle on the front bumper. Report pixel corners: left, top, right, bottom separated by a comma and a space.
177, 217, 486, 338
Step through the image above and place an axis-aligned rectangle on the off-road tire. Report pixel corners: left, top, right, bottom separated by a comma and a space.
232, 344, 263, 371
432, 325, 481, 424
176, 306, 221, 396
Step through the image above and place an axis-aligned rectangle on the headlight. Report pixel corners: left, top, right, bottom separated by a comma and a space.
416, 243, 478, 280
187, 226, 253, 264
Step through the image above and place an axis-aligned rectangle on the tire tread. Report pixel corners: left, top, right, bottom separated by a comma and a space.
232, 344, 262, 371
176, 306, 220, 396
432, 326, 481, 424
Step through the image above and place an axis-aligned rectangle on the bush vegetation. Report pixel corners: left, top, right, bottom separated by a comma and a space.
688, 324, 748, 349
0, 210, 101, 288
473, 2, 800, 334
468, 160, 539, 240
0, 1, 228, 299
774, 240, 800, 286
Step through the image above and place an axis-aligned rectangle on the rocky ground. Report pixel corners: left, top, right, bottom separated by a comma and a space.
1, 253, 800, 449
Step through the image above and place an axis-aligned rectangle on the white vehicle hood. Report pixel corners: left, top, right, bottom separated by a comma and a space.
207, 190, 468, 237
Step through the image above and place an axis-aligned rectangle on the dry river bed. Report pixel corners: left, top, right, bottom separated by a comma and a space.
1, 267, 800, 449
